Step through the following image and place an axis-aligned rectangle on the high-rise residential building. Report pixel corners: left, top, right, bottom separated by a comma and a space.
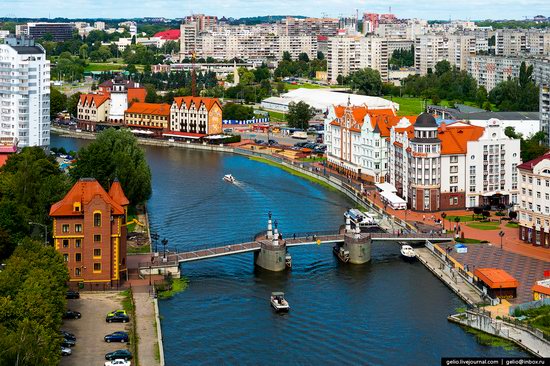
517, 151, 550, 249
0, 37, 50, 148
467, 55, 526, 91
184, 14, 218, 31
326, 35, 389, 83
16, 22, 75, 41
414, 34, 448, 75
281, 17, 339, 37
541, 84, 550, 146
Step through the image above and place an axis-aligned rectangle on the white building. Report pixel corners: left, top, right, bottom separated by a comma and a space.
324, 103, 412, 183
517, 151, 550, 248
542, 85, 550, 146
0, 37, 50, 148
467, 55, 529, 91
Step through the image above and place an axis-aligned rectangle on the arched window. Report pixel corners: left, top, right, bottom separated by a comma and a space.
94, 212, 101, 227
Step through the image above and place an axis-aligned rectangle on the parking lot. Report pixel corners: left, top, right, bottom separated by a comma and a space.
60, 292, 131, 366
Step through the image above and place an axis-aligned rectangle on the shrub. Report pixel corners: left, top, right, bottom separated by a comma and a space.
495, 211, 505, 216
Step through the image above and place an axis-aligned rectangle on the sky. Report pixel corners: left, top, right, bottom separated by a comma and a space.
1, 0, 549, 20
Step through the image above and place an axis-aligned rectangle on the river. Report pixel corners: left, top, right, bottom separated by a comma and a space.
51, 134, 527, 365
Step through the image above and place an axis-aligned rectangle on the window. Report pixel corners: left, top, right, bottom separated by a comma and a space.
529, 176, 533, 184
453, 197, 458, 205
537, 204, 541, 212
62, 239, 69, 248
94, 212, 101, 227
75, 224, 82, 233
469, 197, 476, 207
75, 239, 81, 248
75, 253, 81, 262
450, 176, 458, 184
62, 224, 69, 233
450, 156, 458, 163
93, 248, 101, 257
450, 166, 458, 173
63, 254, 68, 262
94, 234, 101, 242
93, 263, 101, 272
75, 267, 81, 276
537, 192, 541, 199
546, 193, 550, 201
450, 186, 458, 192
537, 179, 541, 186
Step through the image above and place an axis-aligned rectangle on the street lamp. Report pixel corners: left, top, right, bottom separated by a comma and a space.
161, 238, 168, 259
441, 212, 447, 232
29, 221, 48, 246
151, 232, 159, 253
499, 231, 505, 250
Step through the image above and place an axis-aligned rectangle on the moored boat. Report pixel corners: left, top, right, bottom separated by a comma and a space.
400, 244, 417, 262
270, 292, 290, 312
332, 244, 350, 263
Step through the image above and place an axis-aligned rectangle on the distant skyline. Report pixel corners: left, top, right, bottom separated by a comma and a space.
1, 0, 549, 21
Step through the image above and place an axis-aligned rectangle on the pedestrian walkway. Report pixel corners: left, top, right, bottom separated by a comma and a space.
133, 290, 161, 366
416, 247, 484, 306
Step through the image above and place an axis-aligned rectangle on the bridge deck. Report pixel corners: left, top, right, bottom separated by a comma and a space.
146, 232, 454, 266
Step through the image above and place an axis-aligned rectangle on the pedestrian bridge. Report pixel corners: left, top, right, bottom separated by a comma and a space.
142, 232, 455, 268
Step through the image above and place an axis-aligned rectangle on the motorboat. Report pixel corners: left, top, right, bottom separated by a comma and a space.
333, 244, 350, 263
223, 174, 235, 183
271, 292, 290, 312
344, 209, 378, 229
400, 244, 417, 262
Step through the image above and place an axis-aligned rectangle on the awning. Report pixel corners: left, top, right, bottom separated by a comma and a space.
162, 132, 203, 139
481, 191, 509, 197
204, 134, 227, 140
130, 129, 154, 135
375, 182, 397, 193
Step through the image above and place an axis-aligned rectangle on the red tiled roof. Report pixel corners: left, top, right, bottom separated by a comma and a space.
79, 93, 110, 108
331, 105, 411, 137
50, 178, 125, 217
162, 131, 206, 138
517, 151, 550, 172
532, 284, 550, 296
108, 179, 129, 206
125, 102, 170, 116
0, 154, 9, 167
153, 29, 181, 40
127, 88, 147, 104
173, 96, 220, 111
438, 122, 485, 155
474, 268, 519, 289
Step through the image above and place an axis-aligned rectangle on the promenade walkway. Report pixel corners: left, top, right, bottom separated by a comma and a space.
133, 291, 161, 366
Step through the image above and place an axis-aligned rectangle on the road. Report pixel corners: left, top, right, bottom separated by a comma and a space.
233, 130, 317, 146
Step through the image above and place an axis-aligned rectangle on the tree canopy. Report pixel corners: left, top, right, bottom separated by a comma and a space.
504, 127, 548, 162
348, 68, 383, 96
287, 101, 315, 130
0, 147, 71, 259
71, 128, 152, 204
488, 62, 539, 111
222, 103, 254, 120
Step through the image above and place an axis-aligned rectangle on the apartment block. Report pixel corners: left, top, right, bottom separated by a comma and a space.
0, 37, 50, 148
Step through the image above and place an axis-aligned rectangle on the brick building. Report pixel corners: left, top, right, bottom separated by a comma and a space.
50, 178, 129, 288
124, 102, 171, 138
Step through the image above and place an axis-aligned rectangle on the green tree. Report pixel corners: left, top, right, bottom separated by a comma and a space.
317, 51, 325, 60
67, 92, 81, 118
222, 103, 254, 120
476, 86, 488, 108
145, 84, 158, 103
349, 68, 382, 95
287, 101, 315, 130
282, 51, 292, 61
50, 87, 67, 119
435, 60, 451, 76
70, 128, 152, 204
298, 52, 310, 62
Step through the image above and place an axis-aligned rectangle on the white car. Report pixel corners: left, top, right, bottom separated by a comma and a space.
105, 360, 131, 366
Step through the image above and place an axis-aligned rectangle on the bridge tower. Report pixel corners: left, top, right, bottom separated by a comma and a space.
343, 227, 372, 264
255, 218, 290, 272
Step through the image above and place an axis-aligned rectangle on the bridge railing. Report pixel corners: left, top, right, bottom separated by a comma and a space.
370, 232, 454, 239
179, 236, 258, 253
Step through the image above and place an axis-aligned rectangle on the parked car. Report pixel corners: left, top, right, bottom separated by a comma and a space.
62, 338, 76, 347
66, 290, 80, 299
105, 349, 133, 361
254, 139, 264, 145
107, 309, 127, 317
104, 331, 129, 343
106, 313, 130, 323
105, 360, 131, 366
60, 330, 76, 341
61, 346, 72, 356
63, 310, 81, 319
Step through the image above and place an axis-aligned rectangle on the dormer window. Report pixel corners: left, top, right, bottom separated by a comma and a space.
94, 212, 102, 227
73, 202, 81, 212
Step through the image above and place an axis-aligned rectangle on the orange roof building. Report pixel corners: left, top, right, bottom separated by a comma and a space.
50, 178, 128, 288
474, 268, 519, 299
532, 279, 550, 300
325, 102, 414, 183
77, 93, 111, 131
124, 102, 171, 137
388, 115, 521, 212
170, 96, 222, 136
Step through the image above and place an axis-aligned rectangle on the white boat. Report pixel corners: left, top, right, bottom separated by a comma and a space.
344, 209, 378, 228
270, 292, 290, 312
223, 174, 235, 183
400, 245, 417, 262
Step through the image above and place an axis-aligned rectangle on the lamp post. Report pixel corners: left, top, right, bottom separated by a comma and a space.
161, 238, 168, 259
149, 256, 153, 286
499, 231, 505, 250
151, 232, 159, 253
28, 221, 48, 246
441, 212, 447, 232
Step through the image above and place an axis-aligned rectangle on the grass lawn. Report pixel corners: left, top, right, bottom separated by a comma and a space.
265, 110, 286, 122
455, 238, 486, 244
286, 83, 325, 90
127, 243, 151, 254
84, 62, 126, 72
446, 215, 476, 223
383, 96, 426, 116
466, 221, 501, 230
299, 156, 326, 163
514, 305, 550, 339
505, 222, 519, 228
